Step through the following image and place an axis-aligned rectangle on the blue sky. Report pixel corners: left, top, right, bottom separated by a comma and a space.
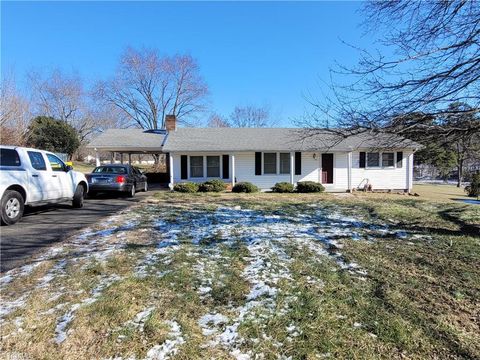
2, 1, 368, 126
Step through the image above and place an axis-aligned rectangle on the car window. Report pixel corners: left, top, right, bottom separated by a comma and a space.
46, 154, 66, 172
0, 149, 21, 167
27, 151, 47, 171
93, 166, 127, 174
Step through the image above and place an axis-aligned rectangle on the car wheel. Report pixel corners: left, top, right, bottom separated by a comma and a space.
1, 190, 24, 225
72, 185, 85, 208
144, 182, 148, 192
127, 185, 136, 198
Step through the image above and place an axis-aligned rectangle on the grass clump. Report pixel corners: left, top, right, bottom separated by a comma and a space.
198, 179, 227, 192
271, 182, 295, 193
173, 182, 199, 193
232, 182, 259, 193
296, 181, 325, 193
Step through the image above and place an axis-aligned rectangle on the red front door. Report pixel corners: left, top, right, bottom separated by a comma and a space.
321, 154, 334, 184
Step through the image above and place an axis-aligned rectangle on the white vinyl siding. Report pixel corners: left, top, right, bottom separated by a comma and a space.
171, 150, 412, 191
352, 150, 412, 190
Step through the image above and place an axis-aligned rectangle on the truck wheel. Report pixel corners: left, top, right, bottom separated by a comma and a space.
1, 190, 24, 225
72, 185, 85, 208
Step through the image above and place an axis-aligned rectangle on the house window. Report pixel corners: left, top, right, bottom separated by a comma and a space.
263, 153, 277, 174
190, 156, 204, 177
382, 152, 395, 167
280, 153, 290, 174
366, 152, 380, 167
207, 156, 220, 177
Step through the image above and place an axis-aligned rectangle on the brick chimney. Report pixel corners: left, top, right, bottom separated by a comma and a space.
165, 115, 177, 132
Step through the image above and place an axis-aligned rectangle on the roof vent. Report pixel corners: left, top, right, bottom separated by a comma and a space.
144, 129, 167, 135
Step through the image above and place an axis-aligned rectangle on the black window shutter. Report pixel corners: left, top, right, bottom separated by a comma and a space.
359, 152, 366, 168
255, 152, 262, 175
222, 155, 229, 179
396, 151, 403, 168
295, 152, 301, 175
180, 155, 188, 179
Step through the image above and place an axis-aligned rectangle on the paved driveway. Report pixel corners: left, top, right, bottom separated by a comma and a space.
0, 189, 157, 272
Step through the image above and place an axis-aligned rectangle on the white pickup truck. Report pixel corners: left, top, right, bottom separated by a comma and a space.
0, 146, 89, 225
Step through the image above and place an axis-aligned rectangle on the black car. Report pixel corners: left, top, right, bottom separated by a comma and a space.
86, 164, 148, 197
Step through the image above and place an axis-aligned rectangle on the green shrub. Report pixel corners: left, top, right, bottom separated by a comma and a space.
232, 182, 259, 193
465, 173, 480, 198
198, 179, 227, 192
271, 182, 295, 193
173, 182, 199, 193
296, 181, 325, 193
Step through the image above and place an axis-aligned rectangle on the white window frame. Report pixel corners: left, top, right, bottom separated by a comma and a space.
188, 155, 224, 179
381, 152, 395, 168
279, 153, 291, 174
189, 156, 204, 178
263, 152, 277, 175
366, 152, 380, 168
365, 151, 398, 169
206, 155, 221, 178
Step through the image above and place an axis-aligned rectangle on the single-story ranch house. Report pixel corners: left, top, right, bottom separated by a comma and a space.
87, 115, 421, 192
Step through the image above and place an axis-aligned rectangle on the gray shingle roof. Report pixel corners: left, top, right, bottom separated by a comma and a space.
162, 128, 421, 152
87, 129, 166, 151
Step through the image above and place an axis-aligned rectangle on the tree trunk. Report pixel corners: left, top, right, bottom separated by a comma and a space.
457, 159, 463, 188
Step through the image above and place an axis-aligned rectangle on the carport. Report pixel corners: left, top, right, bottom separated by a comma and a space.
86, 128, 168, 166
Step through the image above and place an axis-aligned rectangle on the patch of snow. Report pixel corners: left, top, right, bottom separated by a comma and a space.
145, 320, 185, 360
124, 307, 155, 333
55, 303, 81, 343
54, 274, 121, 343
198, 313, 229, 336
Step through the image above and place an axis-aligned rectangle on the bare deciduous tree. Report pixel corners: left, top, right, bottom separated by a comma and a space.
207, 113, 230, 128
28, 69, 99, 142
304, 1, 480, 141
229, 105, 273, 128
0, 75, 31, 145
95, 47, 208, 129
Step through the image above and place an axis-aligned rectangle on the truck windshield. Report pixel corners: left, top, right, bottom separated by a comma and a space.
0, 149, 21, 167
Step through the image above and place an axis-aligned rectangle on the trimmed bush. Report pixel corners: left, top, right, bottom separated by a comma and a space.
465, 173, 480, 198
232, 182, 259, 193
271, 182, 294, 193
198, 179, 228, 192
173, 182, 199, 193
296, 181, 325, 193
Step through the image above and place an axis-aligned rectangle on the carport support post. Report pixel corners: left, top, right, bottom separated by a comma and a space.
169, 153, 174, 190
110, 152, 115, 163
347, 151, 352, 192
290, 152, 295, 185
128, 153, 132, 165
94, 148, 100, 166
120, 153, 124, 164
231, 154, 235, 187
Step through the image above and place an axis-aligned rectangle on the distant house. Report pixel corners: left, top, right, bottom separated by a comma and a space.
88, 116, 421, 192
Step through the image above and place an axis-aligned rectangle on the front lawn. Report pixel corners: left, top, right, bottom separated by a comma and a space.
1, 192, 479, 359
